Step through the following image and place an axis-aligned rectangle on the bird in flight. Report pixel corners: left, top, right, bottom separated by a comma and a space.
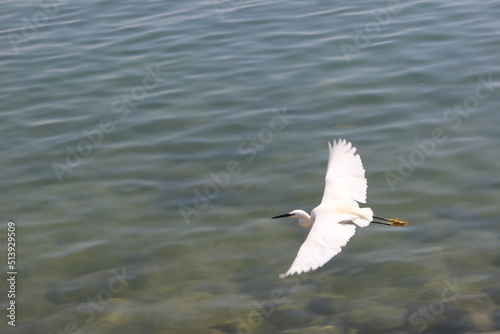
272, 139, 408, 278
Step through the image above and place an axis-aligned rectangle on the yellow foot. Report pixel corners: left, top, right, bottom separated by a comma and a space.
389, 218, 409, 226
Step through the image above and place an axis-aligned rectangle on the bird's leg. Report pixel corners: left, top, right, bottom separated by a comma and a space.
372, 216, 409, 227
371, 221, 391, 226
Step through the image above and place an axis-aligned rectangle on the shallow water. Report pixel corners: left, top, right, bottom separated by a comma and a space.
1, 0, 500, 333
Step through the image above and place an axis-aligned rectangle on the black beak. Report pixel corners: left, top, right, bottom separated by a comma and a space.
272, 213, 294, 219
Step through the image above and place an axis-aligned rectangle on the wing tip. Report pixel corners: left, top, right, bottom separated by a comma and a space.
330, 138, 354, 152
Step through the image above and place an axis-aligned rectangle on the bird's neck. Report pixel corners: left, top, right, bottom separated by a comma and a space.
298, 214, 314, 228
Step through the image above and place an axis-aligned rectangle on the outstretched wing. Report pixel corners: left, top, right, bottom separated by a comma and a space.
280, 213, 356, 277
321, 139, 367, 204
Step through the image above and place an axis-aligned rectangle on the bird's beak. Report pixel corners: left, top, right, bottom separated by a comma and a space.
272, 213, 293, 219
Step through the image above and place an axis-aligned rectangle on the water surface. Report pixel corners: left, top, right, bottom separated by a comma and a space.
1, 0, 500, 333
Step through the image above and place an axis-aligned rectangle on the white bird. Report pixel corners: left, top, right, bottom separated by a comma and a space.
272, 139, 408, 278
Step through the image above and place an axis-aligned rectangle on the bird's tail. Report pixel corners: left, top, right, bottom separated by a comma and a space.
352, 207, 373, 227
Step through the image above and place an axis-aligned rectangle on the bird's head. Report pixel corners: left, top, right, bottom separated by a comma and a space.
272, 209, 314, 228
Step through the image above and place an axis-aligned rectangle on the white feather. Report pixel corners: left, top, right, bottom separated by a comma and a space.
280, 214, 356, 277
279, 139, 373, 277
321, 139, 367, 204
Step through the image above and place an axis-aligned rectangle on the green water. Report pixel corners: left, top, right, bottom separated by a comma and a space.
1, 0, 500, 333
